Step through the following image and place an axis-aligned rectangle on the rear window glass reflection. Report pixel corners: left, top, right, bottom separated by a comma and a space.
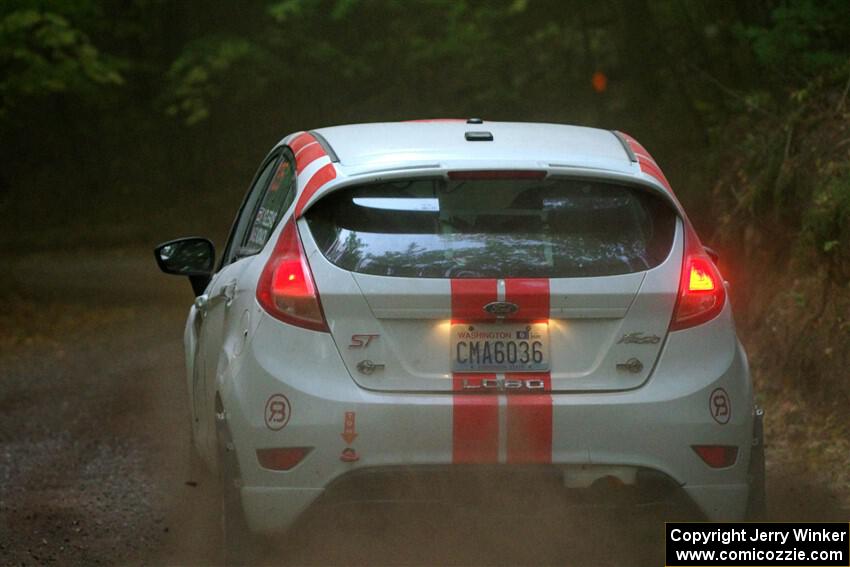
306, 177, 676, 278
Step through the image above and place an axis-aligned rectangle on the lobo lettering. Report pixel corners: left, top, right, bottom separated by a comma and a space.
461, 377, 546, 391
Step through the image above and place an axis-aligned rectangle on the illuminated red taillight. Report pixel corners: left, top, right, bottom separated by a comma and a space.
670, 229, 726, 331
256, 447, 311, 471
692, 445, 738, 468
256, 220, 328, 332
688, 258, 717, 291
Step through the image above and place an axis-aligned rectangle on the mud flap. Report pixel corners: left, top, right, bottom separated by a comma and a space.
215, 396, 265, 565
746, 405, 766, 520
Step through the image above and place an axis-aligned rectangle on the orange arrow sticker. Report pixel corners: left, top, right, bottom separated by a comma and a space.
342, 411, 358, 444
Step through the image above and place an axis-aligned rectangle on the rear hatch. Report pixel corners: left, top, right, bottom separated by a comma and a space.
302, 173, 682, 392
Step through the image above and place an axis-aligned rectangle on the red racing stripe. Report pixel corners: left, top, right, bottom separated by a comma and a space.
618, 131, 701, 246
504, 278, 549, 320
451, 279, 499, 463
618, 131, 676, 195
505, 372, 552, 463
294, 163, 337, 218
451, 278, 554, 464
504, 278, 552, 463
289, 132, 317, 155
452, 374, 499, 463
450, 278, 497, 321
636, 158, 673, 192
295, 142, 326, 174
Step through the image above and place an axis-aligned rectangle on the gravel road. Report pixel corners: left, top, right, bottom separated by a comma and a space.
0, 249, 846, 566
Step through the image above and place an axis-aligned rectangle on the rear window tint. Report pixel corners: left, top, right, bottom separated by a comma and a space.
305, 177, 676, 278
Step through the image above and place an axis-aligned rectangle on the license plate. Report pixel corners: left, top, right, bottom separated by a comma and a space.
450, 322, 549, 372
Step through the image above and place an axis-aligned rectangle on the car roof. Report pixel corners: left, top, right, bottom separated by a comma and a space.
310, 120, 634, 173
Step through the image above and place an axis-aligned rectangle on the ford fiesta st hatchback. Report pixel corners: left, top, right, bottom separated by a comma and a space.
155, 120, 764, 560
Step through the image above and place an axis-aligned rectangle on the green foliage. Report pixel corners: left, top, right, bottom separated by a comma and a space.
268, 0, 312, 23
2, 0, 850, 259
0, 8, 121, 117
801, 169, 850, 271
164, 36, 267, 125
716, 92, 850, 281
742, 0, 850, 83
2, 0, 848, 129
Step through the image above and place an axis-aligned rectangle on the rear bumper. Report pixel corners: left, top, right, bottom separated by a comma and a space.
223, 308, 753, 534
242, 466, 707, 530
238, 471, 747, 534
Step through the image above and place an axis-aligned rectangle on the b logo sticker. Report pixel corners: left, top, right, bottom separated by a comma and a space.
709, 388, 731, 425
265, 394, 292, 431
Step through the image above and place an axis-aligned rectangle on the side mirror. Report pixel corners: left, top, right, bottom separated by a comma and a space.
154, 237, 215, 296
704, 246, 719, 264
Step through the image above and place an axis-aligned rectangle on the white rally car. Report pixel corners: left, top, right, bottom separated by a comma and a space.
155, 120, 764, 559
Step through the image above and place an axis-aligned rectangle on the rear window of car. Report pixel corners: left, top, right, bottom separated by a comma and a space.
305, 176, 676, 278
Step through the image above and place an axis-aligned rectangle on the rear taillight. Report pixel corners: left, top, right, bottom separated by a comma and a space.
670, 228, 726, 331
256, 219, 328, 332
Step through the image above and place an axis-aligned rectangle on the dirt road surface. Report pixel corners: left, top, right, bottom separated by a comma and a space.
1, 249, 847, 566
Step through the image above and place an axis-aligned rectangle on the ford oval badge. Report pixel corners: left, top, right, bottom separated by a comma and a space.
483, 301, 519, 317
